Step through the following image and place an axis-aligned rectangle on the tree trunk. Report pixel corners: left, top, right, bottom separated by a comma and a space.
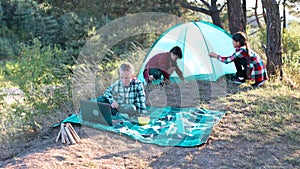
261, 0, 282, 77
282, 0, 287, 29
254, 0, 262, 28
242, 0, 247, 25
210, 0, 223, 28
179, 0, 224, 28
227, 0, 246, 34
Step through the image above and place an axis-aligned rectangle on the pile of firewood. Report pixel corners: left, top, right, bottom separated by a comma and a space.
55, 123, 80, 144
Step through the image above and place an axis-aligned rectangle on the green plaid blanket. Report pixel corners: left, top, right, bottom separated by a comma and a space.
60, 107, 225, 147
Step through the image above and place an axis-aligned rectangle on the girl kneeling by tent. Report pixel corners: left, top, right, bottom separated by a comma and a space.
209, 31, 268, 87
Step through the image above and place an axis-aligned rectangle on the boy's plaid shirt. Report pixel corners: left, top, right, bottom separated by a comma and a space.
104, 78, 147, 114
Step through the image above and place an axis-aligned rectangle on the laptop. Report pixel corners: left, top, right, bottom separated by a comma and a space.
80, 100, 113, 126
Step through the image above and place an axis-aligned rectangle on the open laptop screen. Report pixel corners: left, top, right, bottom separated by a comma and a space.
80, 100, 113, 126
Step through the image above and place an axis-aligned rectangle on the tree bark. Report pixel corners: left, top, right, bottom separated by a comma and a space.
179, 0, 224, 28
282, 0, 287, 29
227, 0, 246, 34
254, 0, 262, 28
261, 0, 282, 77
209, 0, 223, 28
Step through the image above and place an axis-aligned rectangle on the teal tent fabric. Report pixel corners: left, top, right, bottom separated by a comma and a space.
71, 107, 225, 147
137, 20, 237, 84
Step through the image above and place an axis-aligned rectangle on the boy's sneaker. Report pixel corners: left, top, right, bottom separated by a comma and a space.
233, 78, 246, 84
251, 80, 266, 88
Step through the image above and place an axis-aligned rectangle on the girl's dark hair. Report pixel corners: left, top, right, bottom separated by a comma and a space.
170, 46, 183, 59
232, 31, 251, 56
232, 31, 247, 46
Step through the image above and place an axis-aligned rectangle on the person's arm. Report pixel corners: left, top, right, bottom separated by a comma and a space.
161, 70, 170, 80
143, 69, 150, 83
103, 85, 114, 104
104, 82, 120, 105
209, 48, 247, 64
216, 53, 237, 64
175, 66, 184, 82
134, 81, 147, 114
143, 55, 158, 83
104, 82, 121, 109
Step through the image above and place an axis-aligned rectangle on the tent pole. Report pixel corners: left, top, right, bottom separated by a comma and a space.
192, 21, 217, 81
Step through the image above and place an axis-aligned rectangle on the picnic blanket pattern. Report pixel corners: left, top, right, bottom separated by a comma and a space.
63, 106, 225, 147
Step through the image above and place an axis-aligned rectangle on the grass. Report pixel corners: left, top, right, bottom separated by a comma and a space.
1, 76, 299, 143
220, 81, 299, 142
1, 59, 300, 167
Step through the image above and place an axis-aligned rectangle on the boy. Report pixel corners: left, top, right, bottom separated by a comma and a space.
97, 62, 147, 116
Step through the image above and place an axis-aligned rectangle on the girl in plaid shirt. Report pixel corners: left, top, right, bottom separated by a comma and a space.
209, 32, 268, 87
97, 63, 147, 116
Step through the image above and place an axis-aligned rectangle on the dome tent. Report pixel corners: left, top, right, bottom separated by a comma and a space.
137, 20, 237, 83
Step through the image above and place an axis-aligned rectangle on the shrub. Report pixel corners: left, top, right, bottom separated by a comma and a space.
282, 22, 300, 85
249, 23, 300, 86
4, 38, 72, 126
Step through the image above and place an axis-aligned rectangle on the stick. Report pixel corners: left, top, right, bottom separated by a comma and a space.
61, 123, 70, 144
55, 129, 61, 143
56, 123, 81, 144
63, 128, 70, 145
65, 126, 76, 144
60, 123, 65, 144
67, 127, 79, 142
66, 123, 80, 141
66, 123, 80, 142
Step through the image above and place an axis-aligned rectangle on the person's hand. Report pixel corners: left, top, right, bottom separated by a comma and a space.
162, 78, 170, 85
149, 75, 155, 81
111, 101, 119, 109
209, 52, 218, 58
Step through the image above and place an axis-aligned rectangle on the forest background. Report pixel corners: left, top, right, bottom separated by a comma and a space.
0, 0, 299, 168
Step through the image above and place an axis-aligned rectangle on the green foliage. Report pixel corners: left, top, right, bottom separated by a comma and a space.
0, 35, 19, 59
282, 22, 300, 84
249, 23, 300, 85
56, 12, 88, 58
0, 1, 20, 59
247, 29, 267, 61
0, 39, 73, 141
0, 0, 91, 60
5, 38, 72, 117
0, 0, 45, 58
5, 0, 41, 40
0, 0, 202, 61
282, 22, 300, 62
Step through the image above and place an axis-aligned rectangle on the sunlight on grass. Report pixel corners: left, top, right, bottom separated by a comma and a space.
219, 81, 299, 144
